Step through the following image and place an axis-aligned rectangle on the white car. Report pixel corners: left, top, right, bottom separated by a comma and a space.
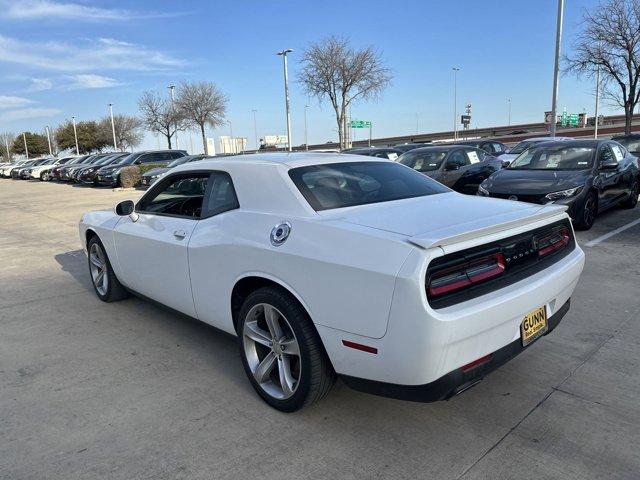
31, 156, 76, 180
499, 136, 573, 164
1, 159, 29, 177
79, 153, 585, 411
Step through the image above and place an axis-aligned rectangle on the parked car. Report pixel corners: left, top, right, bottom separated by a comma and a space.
14, 159, 49, 179
343, 147, 403, 160
398, 145, 506, 194
498, 136, 572, 164
453, 139, 509, 157
95, 150, 187, 187
19, 158, 56, 179
140, 154, 210, 188
1, 159, 30, 178
79, 153, 584, 411
67, 153, 115, 182
31, 156, 75, 181
51, 155, 89, 180
611, 134, 640, 156
478, 140, 639, 230
391, 143, 431, 153
77, 153, 128, 185
59, 154, 101, 181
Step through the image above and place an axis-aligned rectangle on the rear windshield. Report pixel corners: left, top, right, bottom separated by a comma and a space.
399, 150, 448, 172
289, 161, 448, 211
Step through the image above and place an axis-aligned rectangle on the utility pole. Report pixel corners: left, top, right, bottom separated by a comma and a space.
252, 109, 258, 151
72, 116, 79, 155
45, 125, 52, 156
304, 105, 309, 151
23, 132, 29, 159
5, 136, 10, 159
594, 65, 601, 139
277, 49, 293, 151
168, 85, 179, 149
108, 103, 118, 151
452, 67, 460, 140
549, 0, 564, 137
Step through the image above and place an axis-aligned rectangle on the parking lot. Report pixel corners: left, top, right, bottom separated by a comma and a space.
1, 179, 639, 479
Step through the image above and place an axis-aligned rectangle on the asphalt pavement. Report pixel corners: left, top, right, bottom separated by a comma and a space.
1, 179, 639, 480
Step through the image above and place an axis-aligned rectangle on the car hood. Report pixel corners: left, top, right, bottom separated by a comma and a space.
319, 191, 567, 249
484, 169, 590, 194
142, 167, 169, 177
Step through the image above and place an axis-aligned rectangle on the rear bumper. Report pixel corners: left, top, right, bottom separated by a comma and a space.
342, 299, 570, 402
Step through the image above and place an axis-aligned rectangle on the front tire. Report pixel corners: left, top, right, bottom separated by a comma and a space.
40, 171, 49, 181
621, 181, 639, 209
87, 236, 130, 302
238, 286, 335, 412
575, 191, 597, 230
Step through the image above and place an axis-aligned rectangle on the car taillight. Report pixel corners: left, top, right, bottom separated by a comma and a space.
427, 253, 506, 298
536, 226, 570, 258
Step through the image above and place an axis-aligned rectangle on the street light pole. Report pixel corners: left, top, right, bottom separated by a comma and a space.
549, 0, 564, 137
108, 103, 118, 151
277, 49, 293, 151
304, 105, 310, 151
452, 67, 460, 140
23, 132, 29, 159
252, 109, 258, 151
168, 85, 179, 149
45, 125, 52, 156
594, 65, 601, 139
5, 136, 10, 159
72, 116, 79, 155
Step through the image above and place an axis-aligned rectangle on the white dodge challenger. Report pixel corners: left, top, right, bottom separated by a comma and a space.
79, 153, 585, 412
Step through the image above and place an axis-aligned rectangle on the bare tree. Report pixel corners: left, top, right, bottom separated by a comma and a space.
0, 132, 15, 160
99, 114, 143, 152
176, 81, 227, 155
138, 91, 185, 149
566, 0, 640, 134
298, 35, 392, 149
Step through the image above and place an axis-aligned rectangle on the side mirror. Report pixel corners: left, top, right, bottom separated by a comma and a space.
599, 159, 617, 170
115, 200, 135, 216
445, 164, 460, 171
502, 160, 511, 168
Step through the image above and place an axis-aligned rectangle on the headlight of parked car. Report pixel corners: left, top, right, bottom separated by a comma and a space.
477, 183, 490, 196
544, 186, 584, 201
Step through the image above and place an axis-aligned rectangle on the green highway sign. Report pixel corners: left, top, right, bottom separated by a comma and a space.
350, 120, 371, 128
569, 113, 579, 126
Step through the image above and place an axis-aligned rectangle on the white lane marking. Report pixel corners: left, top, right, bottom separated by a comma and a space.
584, 218, 640, 247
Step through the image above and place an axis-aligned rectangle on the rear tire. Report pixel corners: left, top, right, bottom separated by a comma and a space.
87, 235, 130, 302
575, 191, 597, 230
621, 181, 639, 209
238, 286, 335, 412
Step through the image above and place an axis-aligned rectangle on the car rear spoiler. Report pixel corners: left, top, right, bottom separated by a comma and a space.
407, 205, 568, 250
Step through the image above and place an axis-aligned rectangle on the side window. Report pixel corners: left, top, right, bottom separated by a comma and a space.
465, 148, 484, 163
493, 143, 505, 154
138, 174, 210, 218
598, 146, 614, 166
447, 150, 470, 169
204, 172, 239, 217
170, 151, 185, 159
136, 154, 152, 164
610, 144, 624, 163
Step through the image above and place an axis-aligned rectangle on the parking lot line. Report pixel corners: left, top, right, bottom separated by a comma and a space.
584, 218, 640, 247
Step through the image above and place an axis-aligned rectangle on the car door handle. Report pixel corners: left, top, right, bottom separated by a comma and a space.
173, 230, 187, 240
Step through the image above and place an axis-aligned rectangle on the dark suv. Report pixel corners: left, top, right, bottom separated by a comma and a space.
94, 150, 188, 187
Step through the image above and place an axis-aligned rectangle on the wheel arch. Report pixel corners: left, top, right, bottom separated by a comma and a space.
231, 274, 313, 334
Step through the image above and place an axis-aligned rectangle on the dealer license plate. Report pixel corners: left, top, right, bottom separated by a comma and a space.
521, 306, 548, 346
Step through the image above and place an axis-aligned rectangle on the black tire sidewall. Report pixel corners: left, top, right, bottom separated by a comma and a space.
238, 288, 316, 412
87, 236, 114, 302
577, 192, 597, 230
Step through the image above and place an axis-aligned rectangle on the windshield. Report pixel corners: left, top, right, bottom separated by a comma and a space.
509, 145, 595, 170
614, 138, 640, 153
117, 153, 138, 165
509, 140, 542, 155
289, 161, 448, 211
399, 150, 448, 172
167, 156, 192, 168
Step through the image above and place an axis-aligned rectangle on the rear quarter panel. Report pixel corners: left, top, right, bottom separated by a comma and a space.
188, 211, 414, 338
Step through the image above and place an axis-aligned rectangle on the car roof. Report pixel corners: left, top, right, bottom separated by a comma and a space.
174, 152, 388, 172
518, 136, 573, 142
526, 139, 605, 148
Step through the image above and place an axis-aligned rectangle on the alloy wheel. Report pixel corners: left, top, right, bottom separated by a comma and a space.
583, 195, 596, 227
242, 303, 301, 400
89, 242, 109, 296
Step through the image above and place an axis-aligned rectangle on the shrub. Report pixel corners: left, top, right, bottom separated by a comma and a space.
120, 166, 142, 188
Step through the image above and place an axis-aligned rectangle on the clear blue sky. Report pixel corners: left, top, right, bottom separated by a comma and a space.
0, 0, 607, 152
